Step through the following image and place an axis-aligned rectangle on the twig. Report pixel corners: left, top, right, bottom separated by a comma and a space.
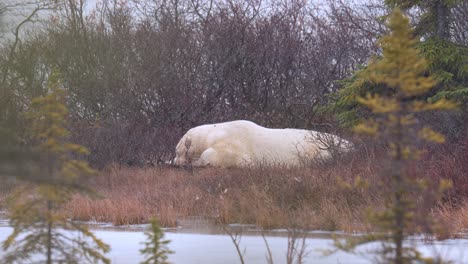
223, 225, 246, 264
262, 232, 274, 264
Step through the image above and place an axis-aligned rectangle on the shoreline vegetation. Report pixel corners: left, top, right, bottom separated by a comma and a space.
1, 124, 467, 240
2, 149, 465, 237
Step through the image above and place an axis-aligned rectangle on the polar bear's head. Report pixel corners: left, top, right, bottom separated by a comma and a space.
174, 134, 192, 166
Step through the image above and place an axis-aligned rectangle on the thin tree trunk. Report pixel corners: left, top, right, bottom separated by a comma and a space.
46, 200, 53, 264
394, 110, 404, 264
435, 0, 450, 40
394, 176, 404, 264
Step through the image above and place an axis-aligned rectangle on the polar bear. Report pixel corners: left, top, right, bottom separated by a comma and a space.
174, 120, 352, 168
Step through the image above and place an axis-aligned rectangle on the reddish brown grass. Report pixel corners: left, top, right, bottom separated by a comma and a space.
61, 151, 468, 235
65, 163, 381, 230
59, 148, 468, 231
2, 139, 466, 236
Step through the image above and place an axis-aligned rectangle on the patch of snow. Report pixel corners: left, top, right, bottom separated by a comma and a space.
1, 226, 467, 263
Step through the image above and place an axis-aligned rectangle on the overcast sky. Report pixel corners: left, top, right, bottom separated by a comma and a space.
1, 0, 378, 41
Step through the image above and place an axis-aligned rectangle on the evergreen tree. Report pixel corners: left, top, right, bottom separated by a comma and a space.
336, 9, 456, 264
1, 72, 110, 264
333, 1, 467, 130
385, 0, 463, 40
140, 218, 174, 264
387, 0, 468, 103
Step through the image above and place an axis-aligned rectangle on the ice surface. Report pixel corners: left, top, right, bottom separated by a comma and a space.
0, 226, 467, 263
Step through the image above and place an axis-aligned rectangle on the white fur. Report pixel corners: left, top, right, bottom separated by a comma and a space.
174, 120, 352, 168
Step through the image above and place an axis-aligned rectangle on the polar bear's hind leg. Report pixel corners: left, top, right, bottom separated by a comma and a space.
193, 148, 218, 167
195, 147, 249, 168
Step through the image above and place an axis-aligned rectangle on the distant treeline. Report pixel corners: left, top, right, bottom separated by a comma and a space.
1, 0, 467, 167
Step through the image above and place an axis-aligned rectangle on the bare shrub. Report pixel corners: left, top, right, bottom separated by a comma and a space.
286, 228, 309, 264
262, 232, 274, 264
223, 224, 246, 264
1, 0, 398, 166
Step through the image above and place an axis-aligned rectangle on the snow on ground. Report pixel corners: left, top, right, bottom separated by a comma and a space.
0, 226, 467, 264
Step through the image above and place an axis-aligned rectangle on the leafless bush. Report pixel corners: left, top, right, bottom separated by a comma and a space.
5, 0, 465, 167
223, 224, 246, 264
1, 0, 395, 166
262, 233, 274, 264
451, 1, 468, 45
286, 228, 309, 264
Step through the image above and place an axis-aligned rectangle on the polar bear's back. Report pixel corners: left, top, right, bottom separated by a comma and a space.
191, 121, 319, 166
187, 120, 259, 152
249, 128, 321, 165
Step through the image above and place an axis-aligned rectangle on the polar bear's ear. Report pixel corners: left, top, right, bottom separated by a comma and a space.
185, 136, 192, 150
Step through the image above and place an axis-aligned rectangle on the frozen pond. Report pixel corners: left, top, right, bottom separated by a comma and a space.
0, 223, 467, 263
